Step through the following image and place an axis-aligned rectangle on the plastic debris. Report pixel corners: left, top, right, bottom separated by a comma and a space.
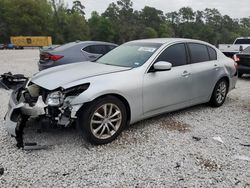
0, 167, 4, 176
240, 143, 250, 147
233, 155, 250, 161
213, 136, 224, 144
0, 72, 28, 90
192, 136, 201, 141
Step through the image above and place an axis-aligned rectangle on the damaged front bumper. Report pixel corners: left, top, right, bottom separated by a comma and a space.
4, 85, 83, 148
5, 90, 47, 137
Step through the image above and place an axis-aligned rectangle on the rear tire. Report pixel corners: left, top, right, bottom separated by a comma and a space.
77, 96, 127, 145
209, 78, 228, 107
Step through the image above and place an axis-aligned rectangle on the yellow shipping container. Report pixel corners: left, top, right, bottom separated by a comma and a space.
10, 36, 52, 47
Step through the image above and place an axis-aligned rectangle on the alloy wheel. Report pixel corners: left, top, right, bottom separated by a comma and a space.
90, 103, 122, 140
216, 81, 227, 104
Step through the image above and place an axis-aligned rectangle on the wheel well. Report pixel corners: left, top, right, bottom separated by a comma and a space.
79, 94, 131, 125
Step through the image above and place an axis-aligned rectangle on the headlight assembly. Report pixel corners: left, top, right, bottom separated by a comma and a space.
63, 83, 90, 97
46, 91, 64, 106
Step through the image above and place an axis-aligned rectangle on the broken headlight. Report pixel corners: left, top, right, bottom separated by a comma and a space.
46, 91, 64, 106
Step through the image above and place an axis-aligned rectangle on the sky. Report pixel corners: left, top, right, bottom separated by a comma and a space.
64, 0, 250, 19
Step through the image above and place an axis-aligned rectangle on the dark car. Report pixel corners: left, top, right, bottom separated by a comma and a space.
0, 44, 5, 49
38, 41, 118, 71
234, 46, 250, 77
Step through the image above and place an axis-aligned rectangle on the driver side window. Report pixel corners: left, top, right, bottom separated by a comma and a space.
155, 43, 187, 67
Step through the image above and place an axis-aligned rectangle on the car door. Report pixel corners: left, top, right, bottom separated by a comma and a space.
187, 43, 218, 101
143, 43, 193, 115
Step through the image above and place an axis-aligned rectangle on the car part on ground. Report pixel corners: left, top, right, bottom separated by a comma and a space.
5, 38, 237, 148
0, 72, 28, 90
38, 41, 118, 71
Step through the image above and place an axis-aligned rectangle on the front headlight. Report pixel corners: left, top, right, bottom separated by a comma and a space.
46, 91, 64, 106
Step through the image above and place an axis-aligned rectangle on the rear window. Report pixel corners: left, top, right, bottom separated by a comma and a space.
207, 46, 217, 60
188, 43, 210, 63
83, 45, 108, 54
234, 39, 250, 44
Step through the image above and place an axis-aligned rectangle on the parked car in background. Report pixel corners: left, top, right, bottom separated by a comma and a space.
5, 38, 237, 147
219, 37, 250, 57
0, 43, 23, 49
0, 44, 5, 49
233, 46, 250, 77
38, 41, 118, 70
40, 44, 60, 51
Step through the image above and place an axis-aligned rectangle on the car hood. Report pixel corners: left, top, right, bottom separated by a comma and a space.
31, 61, 131, 90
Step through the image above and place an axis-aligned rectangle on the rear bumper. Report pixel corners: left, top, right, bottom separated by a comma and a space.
238, 64, 250, 74
38, 60, 55, 71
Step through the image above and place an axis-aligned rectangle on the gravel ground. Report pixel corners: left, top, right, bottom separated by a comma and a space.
0, 50, 249, 188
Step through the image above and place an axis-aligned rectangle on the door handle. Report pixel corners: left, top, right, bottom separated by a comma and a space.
182, 71, 191, 77
88, 55, 97, 58
214, 64, 219, 70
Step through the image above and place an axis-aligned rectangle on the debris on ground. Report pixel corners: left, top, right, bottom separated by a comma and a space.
23, 143, 49, 151
233, 155, 250, 161
192, 136, 201, 141
174, 162, 181, 169
0, 72, 28, 90
195, 155, 220, 171
239, 143, 250, 147
0, 167, 4, 176
160, 118, 191, 133
212, 136, 224, 144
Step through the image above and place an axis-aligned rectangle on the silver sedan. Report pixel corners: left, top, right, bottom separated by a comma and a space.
5, 38, 237, 147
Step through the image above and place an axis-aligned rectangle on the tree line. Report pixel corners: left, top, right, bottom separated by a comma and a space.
0, 0, 250, 46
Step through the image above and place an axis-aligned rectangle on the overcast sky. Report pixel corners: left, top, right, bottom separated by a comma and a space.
65, 0, 250, 19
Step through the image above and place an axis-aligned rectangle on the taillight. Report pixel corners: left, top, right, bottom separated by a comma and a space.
49, 55, 64, 61
233, 54, 240, 62
40, 53, 63, 61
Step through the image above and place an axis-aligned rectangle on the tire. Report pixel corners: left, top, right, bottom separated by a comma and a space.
209, 78, 228, 107
238, 73, 243, 78
77, 96, 127, 145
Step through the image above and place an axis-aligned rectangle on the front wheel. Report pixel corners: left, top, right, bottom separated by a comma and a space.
77, 96, 127, 145
209, 79, 228, 107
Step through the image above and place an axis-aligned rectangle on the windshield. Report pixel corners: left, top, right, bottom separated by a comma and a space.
96, 42, 162, 68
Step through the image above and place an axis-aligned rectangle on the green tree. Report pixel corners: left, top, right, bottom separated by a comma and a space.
88, 11, 114, 41
179, 7, 195, 22
141, 27, 158, 38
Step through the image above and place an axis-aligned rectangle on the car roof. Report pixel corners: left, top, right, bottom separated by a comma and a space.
128, 38, 213, 46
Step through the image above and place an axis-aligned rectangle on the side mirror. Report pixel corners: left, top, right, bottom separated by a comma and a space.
153, 61, 172, 71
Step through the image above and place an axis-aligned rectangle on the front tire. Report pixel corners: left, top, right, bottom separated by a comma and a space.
209, 78, 228, 107
77, 96, 127, 145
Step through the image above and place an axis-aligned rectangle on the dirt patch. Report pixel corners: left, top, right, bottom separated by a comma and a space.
160, 118, 191, 133
195, 155, 220, 171
241, 104, 250, 112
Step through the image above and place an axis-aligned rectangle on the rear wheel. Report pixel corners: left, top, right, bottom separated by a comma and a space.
77, 96, 127, 145
209, 79, 228, 107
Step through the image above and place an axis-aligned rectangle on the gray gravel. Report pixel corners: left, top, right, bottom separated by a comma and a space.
0, 50, 250, 187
